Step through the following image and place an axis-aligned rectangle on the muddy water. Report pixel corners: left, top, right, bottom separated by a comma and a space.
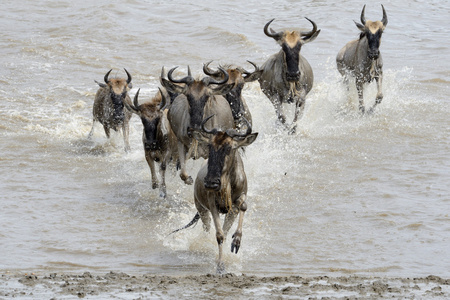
1, 0, 449, 278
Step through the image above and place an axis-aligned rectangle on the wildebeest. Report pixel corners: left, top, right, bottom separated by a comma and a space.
171, 115, 258, 274
336, 5, 388, 114
258, 18, 320, 134
160, 66, 235, 185
203, 61, 262, 130
124, 88, 178, 198
88, 69, 133, 152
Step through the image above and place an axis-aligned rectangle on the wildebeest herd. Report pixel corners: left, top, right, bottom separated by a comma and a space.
88, 5, 388, 273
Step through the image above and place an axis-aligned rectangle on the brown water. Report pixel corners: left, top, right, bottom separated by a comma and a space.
1, 0, 449, 277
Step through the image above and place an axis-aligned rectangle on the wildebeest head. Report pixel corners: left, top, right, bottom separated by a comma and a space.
264, 18, 320, 82
192, 115, 258, 191
124, 88, 168, 152
354, 4, 388, 60
162, 66, 234, 136
97, 69, 133, 123
203, 61, 261, 120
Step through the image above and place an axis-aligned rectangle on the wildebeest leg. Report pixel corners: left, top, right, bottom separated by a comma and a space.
209, 197, 225, 274
271, 96, 286, 125
122, 123, 130, 152
223, 210, 237, 237
194, 197, 211, 232
289, 91, 307, 135
356, 79, 365, 114
159, 151, 171, 198
231, 197, 247, 254
368, 76, 383, 115
145, 151, 158, 190
159, 160, 167, 199
103, 125, 111, 139
88, 121, 95, 139
177, 142, 193, 185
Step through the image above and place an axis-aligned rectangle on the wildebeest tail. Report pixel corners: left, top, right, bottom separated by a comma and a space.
168, 212, 200, 236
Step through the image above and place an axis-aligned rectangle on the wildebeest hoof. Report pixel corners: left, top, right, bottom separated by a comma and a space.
359, 106, 366, 115
288, 125, 297, 135
367, 107, 375, 115
152, 182, 158, 189
184, 176, 193, 185
159, 190, 167, 199
216, 262, 226, 275
231, 234, 241, 254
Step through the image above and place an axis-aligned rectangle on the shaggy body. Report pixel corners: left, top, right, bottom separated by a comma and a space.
336, 5, 388, 114
203, 62, 262, 130
162, 67, 235, 185
258, 18, 320, 134
89, 69, 133, 152
125, 89, 178, 198
189, 118, 257, 273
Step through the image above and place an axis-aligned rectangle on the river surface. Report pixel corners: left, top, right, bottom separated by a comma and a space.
1, 0, 449, 277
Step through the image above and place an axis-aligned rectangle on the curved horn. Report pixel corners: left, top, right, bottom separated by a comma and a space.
167, 66, 194, 84
203, 61, 222, 77
241, 60, 260, 76
201, 114, 218, 135
264, 19, 283, 40
124, 68, 132, 84
360, 4, 367, 25
207, 67, 229, 85
381, 4, 388, 27
301, 17, 318, 38
187, 65, 192, 77
133, 88, 140, 108
123, 88, 140, 114
104, 69, 112, 84
158, 87, 168, 110
160, 66, 165, 79
226, 116, 252, 138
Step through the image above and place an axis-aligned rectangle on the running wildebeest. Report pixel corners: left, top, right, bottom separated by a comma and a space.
203, 61, 262, 130
88, 69, 133, 152
160, 66, 235, 185
171, 115, 258, 274
336, 4, 388, 114
124, 88, 178, 198
258, 18, 320, 134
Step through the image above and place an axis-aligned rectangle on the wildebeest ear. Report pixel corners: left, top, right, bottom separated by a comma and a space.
354, 21, 365, 32
191, 130, 210, 144
232, 132, 258, 149
160, 77, 185, 94
211, 83, 234, 96
244, 70, 263, 83
302, 29, 320, 44
94, 80, 107, 88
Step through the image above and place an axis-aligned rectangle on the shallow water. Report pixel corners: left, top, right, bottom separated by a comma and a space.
1, 0, 449, 277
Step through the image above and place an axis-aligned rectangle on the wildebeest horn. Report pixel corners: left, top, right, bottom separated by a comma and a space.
104, 69, 112, 84
381, 4, 388, 27
264, 19, 283, 40
133, 88, 140, 108
242, 60, 260, 75
158, 87, 168, 110
201, 114, 218, 135
226, 117, 252, 138
168, 66, 194, 84
360, 4, 367, 25
207, 67, 229, 85
203, 61, 222, 77
123, 88, 140, 114
124, 68, 132, 84
301, 18, 318, 38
